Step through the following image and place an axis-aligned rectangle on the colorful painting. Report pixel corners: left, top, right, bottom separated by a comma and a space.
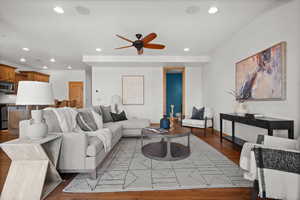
236, 42, 286, 101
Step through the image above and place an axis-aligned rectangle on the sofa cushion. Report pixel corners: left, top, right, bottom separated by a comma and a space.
100, 105, 113, 123
116, 119, 150, 129
91, 111, 103, 129
86, 136, 104, 157
182, 118, 212, 128
43, 110, 62, 133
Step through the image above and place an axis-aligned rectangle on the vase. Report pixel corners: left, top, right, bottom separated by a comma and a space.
160, 115, 170, 129
26, 110, 48, 139
234, 102, 248, 115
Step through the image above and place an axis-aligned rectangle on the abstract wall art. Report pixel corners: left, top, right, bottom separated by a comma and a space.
236, 42, 286, 101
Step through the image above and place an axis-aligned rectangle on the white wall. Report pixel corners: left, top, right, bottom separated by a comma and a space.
203, 0, 300, 141
92, 66, 204, 123
40, 70, 86, 106
85, 67, 93, 107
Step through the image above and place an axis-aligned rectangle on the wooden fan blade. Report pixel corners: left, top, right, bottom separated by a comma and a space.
115, 45, 133, 49
144, 43, 165, 49
116, 34, 133, 43
142, 33, 157, 44
138, 48, 143, 55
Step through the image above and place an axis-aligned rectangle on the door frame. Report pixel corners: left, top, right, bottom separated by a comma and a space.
163, 66, 186, 116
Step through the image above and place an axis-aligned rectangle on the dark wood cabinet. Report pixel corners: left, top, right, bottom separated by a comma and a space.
0, 64, 16, 83
18, 71, 50, 82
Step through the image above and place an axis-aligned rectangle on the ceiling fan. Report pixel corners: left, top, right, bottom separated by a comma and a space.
115, 33, 165, 55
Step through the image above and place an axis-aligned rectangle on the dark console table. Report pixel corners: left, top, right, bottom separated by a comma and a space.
220, 113, 294, 146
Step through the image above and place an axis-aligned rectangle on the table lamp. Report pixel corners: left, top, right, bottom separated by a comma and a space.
16, 81, 54, 139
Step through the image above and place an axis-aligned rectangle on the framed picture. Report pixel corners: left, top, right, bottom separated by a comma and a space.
235, 42, 286, 101
122, 75, 144, 105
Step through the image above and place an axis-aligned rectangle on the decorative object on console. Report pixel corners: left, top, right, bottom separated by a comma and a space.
160, 115, 170, 129
122, 75, 144, 105
227, 89, 249, 115
236, 42, 286, 101
16, 81, 54, 139
110, 111, 128, 122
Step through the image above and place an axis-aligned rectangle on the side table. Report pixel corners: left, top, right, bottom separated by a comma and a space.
0, 134, 62, 200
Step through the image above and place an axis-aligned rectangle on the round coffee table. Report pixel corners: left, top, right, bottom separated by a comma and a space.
141, 126, 191, 161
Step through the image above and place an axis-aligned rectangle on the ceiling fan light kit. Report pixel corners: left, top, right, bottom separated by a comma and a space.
115, 32, 165, 55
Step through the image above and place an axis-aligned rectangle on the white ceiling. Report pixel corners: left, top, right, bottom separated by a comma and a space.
0, 0, 289, 70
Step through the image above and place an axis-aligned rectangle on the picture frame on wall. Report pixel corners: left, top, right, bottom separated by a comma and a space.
235, 41, 286, 101
122, 75, 144, 105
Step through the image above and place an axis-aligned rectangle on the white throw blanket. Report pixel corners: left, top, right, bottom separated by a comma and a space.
240, 142, 260, 180
86, 128, 112, 152
45, 107, 78, 132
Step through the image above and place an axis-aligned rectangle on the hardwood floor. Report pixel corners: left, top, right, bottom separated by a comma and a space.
0, 128, 254, 200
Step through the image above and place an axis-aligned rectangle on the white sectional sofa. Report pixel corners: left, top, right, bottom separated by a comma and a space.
20, 107, 150, 178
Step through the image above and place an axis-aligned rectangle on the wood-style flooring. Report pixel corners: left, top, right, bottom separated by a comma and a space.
0, 128, 256, 200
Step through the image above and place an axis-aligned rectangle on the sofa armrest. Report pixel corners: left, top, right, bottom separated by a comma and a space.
57, 132, 88, 171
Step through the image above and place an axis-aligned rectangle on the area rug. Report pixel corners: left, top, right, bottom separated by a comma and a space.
63, 135, 252, 193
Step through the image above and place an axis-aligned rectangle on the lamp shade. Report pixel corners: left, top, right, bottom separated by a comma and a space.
16, 81, 54, 105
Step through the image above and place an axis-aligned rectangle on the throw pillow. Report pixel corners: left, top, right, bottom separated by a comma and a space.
76, 110, 98, 131
191, 107, 205, 120
91, 110, 103, 129
100, 105, 113, 123
110, 111, 128, 122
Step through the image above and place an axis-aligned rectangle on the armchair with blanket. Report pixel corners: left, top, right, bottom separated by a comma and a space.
240, 135, 300, 200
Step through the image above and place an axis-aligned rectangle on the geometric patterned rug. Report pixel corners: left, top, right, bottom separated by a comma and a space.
63, 135, 252, 193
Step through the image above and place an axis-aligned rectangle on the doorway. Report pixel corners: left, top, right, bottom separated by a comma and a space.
69, 81, 83, 108
163, 67, 185, 117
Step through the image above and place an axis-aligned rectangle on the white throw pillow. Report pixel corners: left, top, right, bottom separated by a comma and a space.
91, 110, 103, 130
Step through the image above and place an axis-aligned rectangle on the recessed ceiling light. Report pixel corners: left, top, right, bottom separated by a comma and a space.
50, 58, 56, 62
96, 48, 102, 52
184, 48, 190, 52
67, 65, 72, 69
185, 6, 200, 15
208, 6, 219, 14
42, 65, 48, 69
22, 47, 30, 52
53, 6, 64, 14
20, 58, 26, 62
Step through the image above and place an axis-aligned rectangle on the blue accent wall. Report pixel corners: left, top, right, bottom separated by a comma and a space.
166, 73, 182, 117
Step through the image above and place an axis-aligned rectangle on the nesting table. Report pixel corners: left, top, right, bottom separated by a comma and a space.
0, 134, 62, 200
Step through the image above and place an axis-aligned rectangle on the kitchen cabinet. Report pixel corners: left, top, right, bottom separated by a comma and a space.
19, 71, 50, 82
0, 64, 16, 83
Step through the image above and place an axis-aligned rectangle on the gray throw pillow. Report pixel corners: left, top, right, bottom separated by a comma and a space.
76, 110, 98, 131
191, 107, 205, 120
43, 110, 62, 133
100, 105, 113, 123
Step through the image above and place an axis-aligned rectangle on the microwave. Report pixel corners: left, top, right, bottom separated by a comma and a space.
0, 81, 15, 94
